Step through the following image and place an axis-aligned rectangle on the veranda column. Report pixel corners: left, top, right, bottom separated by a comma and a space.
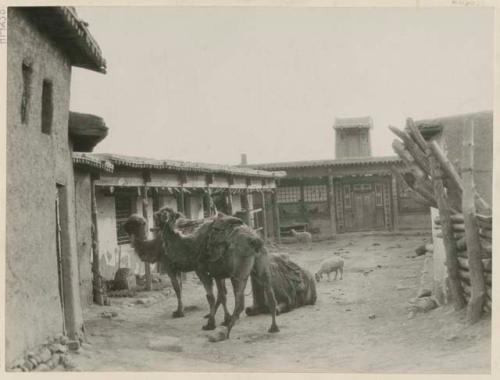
142, 185, 152, 291
391, 174, 400, 231
271, 190, 281, 244
241, 189, 251, 226
261, 190, 268, 241
327, 175, 337, 236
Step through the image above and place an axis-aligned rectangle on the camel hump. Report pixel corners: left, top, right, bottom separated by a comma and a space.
211, 215, 243, 230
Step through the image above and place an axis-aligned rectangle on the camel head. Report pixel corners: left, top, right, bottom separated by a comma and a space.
154, 206, 183, 229
123, 214, 148, 241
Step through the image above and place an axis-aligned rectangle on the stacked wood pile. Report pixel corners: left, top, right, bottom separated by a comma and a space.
390, 118, 492, 324
435, 213, 492, 313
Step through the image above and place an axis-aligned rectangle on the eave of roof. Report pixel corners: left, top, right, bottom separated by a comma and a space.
85, 153, 286, 179
243, 156, 402, 170
73, 152, 114, 173
333, 116, 373, 129
20, 7, 106, 73
415, 110, 493, 139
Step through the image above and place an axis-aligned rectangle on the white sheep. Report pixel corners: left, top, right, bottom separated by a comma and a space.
290, 228, 312, 250
315, 256, 344, 282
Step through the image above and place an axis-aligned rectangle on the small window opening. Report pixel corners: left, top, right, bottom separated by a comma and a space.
41, 79, 53, 135
21, 59, 33, 123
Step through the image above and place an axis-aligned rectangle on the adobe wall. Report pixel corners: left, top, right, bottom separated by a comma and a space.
6, 9, 83, 366
74, 170, 93, 308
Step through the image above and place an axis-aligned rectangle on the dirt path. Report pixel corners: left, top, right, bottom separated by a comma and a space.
73, 233, 491, 373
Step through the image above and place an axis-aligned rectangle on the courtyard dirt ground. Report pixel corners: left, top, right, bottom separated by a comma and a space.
73, 232, 491, 373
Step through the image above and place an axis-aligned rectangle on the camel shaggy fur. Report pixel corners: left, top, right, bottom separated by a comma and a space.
155, 207, 279, 339
246, 252, 317, 316
123, 214, 231, 327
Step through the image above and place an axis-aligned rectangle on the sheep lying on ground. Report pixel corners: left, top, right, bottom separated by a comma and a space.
315, 256, 344, 282
290, 229, 312, 250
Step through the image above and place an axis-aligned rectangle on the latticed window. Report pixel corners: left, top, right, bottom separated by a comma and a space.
116, 195, 133, 245
343, 185, 352, 209
375, 183, 383, 207
277, 186, 301, 203
303, 185, 327, 202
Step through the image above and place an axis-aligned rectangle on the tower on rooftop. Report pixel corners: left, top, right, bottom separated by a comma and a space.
333, 116, 373, 158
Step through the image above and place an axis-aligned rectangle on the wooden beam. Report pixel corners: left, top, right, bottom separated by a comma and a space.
429, 140, 490, 213
462, 119, 486, 324
389, 125, 431, 175
327, 175, 337, 236
429, 153, 466, 310
226, 190, 233, 216
241, 190, 251, 227
390, 175, 400, 231
142, 184, 152, 291
271, 190, 281, 244
90, 183, 104, 305
261, 191, 268, 241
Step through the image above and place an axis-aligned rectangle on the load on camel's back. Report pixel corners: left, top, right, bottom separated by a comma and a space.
246, 252, 317, 316
154, 207, 280, 339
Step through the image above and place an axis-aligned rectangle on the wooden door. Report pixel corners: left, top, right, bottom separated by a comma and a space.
353, 189, 376, 230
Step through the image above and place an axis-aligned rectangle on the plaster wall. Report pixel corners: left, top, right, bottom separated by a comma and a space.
6, 9, 83, 365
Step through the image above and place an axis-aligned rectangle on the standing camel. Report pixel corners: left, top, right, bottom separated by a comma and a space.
122, 214, 232, 329
155, 206, 280, 339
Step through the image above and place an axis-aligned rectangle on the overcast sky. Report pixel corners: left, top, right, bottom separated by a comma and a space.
70, 7, 493, 165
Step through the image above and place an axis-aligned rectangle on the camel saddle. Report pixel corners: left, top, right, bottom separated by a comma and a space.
201, 214, 244, 264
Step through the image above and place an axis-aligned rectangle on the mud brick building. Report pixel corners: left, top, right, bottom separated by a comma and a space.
71, 152, 285, 299
6, 7, 106, 366
245, 117, 431, 238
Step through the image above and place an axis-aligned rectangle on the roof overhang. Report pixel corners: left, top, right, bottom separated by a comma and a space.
19, 7, 106, 73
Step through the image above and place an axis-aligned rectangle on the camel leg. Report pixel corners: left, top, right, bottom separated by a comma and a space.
169, 271, 184, 318
215, 279, 231, 326
226, 257, 254, 339
226, 276, 250, 339
263, 282, 279, 333
245, 275, 266, 316
253, 254, 279, 333
196, 270, 216, 331
327, 272, 331, 282
339, 266, 343, 280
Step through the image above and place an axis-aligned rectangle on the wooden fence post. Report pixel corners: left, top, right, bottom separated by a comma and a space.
90, 183, 104, 305
142, 185, 152, 291
462, 119, 486, 323
429, 154, 466, 310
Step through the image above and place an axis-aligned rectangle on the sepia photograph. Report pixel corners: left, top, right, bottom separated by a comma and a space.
3, 3, 495, 374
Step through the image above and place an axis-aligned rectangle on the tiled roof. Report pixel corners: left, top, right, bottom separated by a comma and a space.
83, 153, 286, 178
243, 156, 402, 170
20, 7, 106, 73
73, 152, 114, 173
333, 116, 373, 129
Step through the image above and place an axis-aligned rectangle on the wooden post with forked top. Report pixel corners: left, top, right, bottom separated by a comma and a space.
429, 154, 466, 310
141, 185, 152, 291
462, 119, 486, 323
